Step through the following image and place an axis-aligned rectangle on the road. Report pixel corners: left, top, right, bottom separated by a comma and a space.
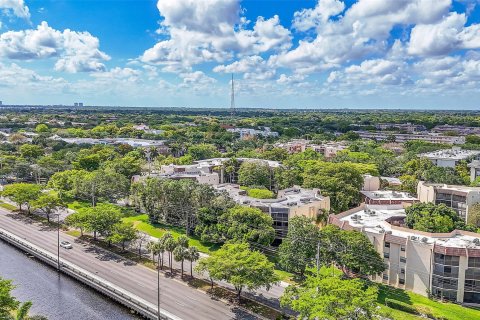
0, 210, 259, 320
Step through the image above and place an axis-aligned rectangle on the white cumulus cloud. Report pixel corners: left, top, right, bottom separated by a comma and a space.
0, 0, 30, 19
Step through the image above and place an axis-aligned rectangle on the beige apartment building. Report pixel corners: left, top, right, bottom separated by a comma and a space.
417, 181, 480, 224
215, 184, 330, 239
330, 204, 480, 304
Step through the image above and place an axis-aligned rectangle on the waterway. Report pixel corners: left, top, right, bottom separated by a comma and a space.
0, 239, 140, 320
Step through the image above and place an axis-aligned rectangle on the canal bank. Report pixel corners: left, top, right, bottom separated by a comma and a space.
0, 238, 140, 320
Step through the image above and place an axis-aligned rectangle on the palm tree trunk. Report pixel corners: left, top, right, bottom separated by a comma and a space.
190, 261, 193, 277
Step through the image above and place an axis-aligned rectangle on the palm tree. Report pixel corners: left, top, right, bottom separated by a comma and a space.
162, 233, 177, 273
146, 241, 159, 263
173, 235, 190, 278
185, 246, 200, 278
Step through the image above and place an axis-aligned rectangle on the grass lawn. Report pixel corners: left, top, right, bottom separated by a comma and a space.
66, 200, 92, 211
0, 201, 17, 211
377, 284, 480, 320
122, 214, 221, 254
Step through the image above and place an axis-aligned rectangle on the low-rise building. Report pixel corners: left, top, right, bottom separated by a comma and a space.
361, 190, 418, 205
215, 184, 330, 239
274, 140, 347, 158
417, 181, 480, 224
419, 147, 480, 168
433, 125, 480, 136
330, 204, 480, 304
363, 174, 381, 191
354, 131, 466, 144
227, 127, 279, 139
468, 160, 480, 183
49, 136, 167, 148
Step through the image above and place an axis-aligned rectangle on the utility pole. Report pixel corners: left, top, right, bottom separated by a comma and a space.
57, 213, 60, 271
316, 241, 320, 275
157, 253, 161, 320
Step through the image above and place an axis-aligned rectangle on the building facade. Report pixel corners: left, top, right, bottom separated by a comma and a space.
215, 184, 330, 239
419, 147, 480, 168
330, 204, 480, 304
417, 181, 480, 224
354, 131, 466, 144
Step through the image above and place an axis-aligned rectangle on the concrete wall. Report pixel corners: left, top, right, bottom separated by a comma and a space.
417, 181, 435, 203
363, 175, 381, 191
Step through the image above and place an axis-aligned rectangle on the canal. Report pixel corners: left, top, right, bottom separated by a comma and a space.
0, 239, 140, 320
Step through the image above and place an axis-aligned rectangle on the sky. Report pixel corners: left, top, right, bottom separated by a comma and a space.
0, 0, 480, 109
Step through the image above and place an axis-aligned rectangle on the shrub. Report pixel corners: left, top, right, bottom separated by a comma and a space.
385, 298, 418, 315
247, 188, 275, 199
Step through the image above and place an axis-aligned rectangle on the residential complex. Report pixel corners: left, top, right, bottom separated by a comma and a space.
330, 204, 480, 304
419, 147, 480, 168
360, 190, 418, 205
469, 160, 480, 182
49, 135, 168, 149
354, 131, 466, 144
433, 125, 480, 136
215, 183, 330, 239
227, 127, 279, 139
417, 181, 480, 224
132, 163, 220, 185
274, 139, 347, 158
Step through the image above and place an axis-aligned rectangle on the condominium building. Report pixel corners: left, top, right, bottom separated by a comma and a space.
354, 131, 466, 144
215, 184, 330, 239
274, 139, 347, 158
330, 204, 480, 304
468, 160, 480, 182
417, 181, 480, 224
132, 163, 220, 185
419, 147, 480, 168
227, 127, 279, 139
433, 125, 480, 136
361, 190, 418, 205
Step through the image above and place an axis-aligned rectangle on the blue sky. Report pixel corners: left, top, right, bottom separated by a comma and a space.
1, 0, 480, 109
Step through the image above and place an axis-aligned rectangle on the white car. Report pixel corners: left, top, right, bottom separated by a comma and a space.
60, 241, 73, 249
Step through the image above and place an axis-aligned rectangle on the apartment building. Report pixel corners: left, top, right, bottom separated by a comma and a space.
330, 204, 480, 304
274, 139, 347, 158
354, 131, 466, 144
227, 127, 279, 139
419, 147, 480, 168
469, 160, 480, 182
433, 125, 480, 136
361, 190, 418, 205
417, 181, 480, 224
132, 163, 220, 185
215, 184, 330, 239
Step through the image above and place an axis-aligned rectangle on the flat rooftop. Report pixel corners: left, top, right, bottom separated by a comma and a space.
361, 190, 417, 201
420, 148, 480, 161
194, 157, 282, 168
338, 205, 480, 249
214, 184, 324, 208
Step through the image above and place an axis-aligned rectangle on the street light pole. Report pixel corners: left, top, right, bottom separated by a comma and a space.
57, 213, 60, 271
157, 252, 161, 320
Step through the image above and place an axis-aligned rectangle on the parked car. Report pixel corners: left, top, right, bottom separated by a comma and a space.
60, 241, 73, 249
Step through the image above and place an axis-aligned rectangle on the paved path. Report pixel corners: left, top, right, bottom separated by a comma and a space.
0, 210, 260, 320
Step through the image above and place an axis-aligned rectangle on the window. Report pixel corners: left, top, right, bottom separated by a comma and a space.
400, 268, 405, 274
383, 274, 389, 281
384, 252, 390, 259
384, 242, 390, 248
400, 257, 407, 263
399, 278, 405, 285
444, 266, 452, 274
400, 245, 406, 252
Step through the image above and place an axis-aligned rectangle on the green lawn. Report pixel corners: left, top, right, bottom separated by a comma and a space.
0, 201, 17, 211
377, 284, 480, 320
122, 214, 221, 254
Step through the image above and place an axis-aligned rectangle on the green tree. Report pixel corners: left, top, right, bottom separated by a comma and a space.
65, 209, 89, 236
32, 192, 65, 223
187, 144, 220, 160
196, 243, 279, 300
162, 233, 177, 273
185, 246, 200, 278
19, 144, 44, 160
302, 161, 365, 213
2, 183, 42, 213
278, 216, 319, 278
217, 206, 275, 245
0, 277, 19, 319
173, 235, 189, 277
237, 161, 271, 189
108, 222, 138, 250
80, 204, 122, 240
405, 202, 474, 233
35, 124, 49, 133
76, 170, 129, 206
281, 266, 378, 320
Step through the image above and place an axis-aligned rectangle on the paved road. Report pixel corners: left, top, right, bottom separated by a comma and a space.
0, 210, 259, 320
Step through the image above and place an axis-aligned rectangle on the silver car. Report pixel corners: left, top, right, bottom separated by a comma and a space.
60, 241, 73, 249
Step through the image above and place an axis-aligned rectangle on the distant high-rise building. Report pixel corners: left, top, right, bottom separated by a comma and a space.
73, 102, 84, 107
73, 103, 78, 107
78, 102, 83, 107
0, 101, 2, 106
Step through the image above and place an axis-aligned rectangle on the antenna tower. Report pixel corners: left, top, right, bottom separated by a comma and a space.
230, 74, 235, 117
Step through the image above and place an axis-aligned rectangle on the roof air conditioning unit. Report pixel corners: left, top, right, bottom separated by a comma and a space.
410, 236, 418, 241
385, 231, 392, 234
422, 237, 428, 243
474, 238, 480, 246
